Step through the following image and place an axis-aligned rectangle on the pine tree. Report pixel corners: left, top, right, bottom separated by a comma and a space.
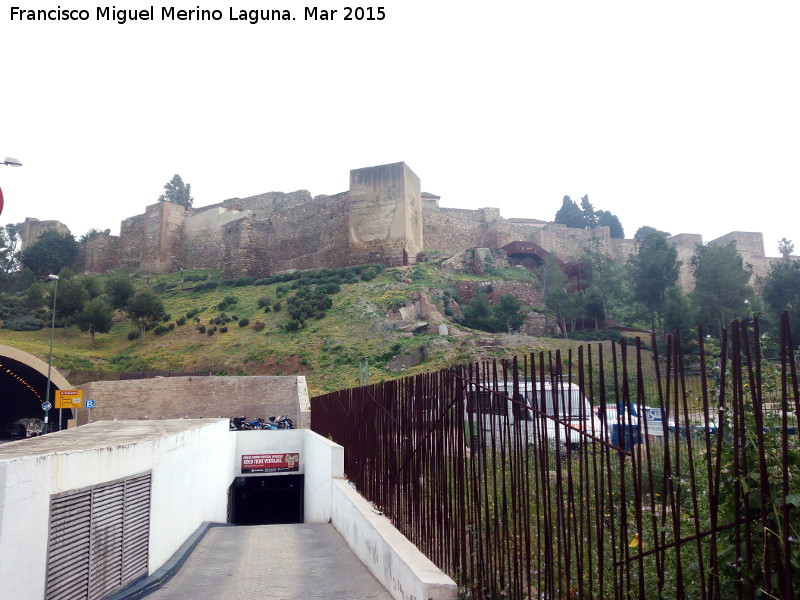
158, 174, 194, 208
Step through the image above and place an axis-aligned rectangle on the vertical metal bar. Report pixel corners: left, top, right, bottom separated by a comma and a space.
780, 313, 796, 599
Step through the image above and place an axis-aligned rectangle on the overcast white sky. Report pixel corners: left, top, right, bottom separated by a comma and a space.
1, 1, 798, 255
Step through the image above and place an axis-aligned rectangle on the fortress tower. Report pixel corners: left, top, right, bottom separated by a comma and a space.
348, 162, 423, 266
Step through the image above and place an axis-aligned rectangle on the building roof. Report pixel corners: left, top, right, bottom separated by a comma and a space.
0, 419, 226, 460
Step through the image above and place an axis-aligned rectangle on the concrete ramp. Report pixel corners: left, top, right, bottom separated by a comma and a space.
137, 524, 393, 600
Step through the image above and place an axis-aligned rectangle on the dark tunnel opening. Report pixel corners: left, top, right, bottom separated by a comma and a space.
0, 355, 70, 437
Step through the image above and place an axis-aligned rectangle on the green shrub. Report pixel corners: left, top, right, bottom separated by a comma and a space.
568, 328, 623, 342
154, 325, 169, 336
3, 316, 45, 331
238, 318, 249, 327
253, 321, 265, 331
127, 330, 139, 341
217, 296, 237, 310
197, 325, 206, 333
273, 301, 282, 312
176, 316, 186, 326
219, 326, 228, 333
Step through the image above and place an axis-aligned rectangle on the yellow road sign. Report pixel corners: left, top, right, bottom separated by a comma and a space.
55, 389, 83, 409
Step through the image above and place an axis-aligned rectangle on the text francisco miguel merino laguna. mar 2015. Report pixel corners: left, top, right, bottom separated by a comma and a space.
9, 5, 387, 24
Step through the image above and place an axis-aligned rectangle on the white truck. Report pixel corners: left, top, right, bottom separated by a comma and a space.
465, 379, 645, 450
466, 379, 598, 450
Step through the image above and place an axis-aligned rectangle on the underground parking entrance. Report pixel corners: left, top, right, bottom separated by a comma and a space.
230, 474, 305, 525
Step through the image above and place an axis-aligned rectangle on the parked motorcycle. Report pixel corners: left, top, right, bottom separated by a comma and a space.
229, 415, 295, 430
230, 416, 252, 430
272, 415, 295, 429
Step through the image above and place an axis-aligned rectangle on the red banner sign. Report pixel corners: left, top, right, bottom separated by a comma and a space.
241, 453, 300, 473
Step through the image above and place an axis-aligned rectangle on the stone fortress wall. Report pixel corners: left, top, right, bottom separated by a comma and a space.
19, 161, 786, 289
419, 194, 777, 290
68, 162, 420, 279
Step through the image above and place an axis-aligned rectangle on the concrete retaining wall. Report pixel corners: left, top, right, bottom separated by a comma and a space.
331, 478, 458, 600
77, 375, 312, 429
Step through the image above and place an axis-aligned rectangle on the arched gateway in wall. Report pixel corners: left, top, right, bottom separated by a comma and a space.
0, 344, 72, 434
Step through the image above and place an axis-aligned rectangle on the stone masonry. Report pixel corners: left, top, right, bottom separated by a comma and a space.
70, 162, 423, 277
19, 217, 70, 251
22, 162, 789, 289
76, 375, 311, 428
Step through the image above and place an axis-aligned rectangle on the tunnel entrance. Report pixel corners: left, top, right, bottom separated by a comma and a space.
0, 345, 72, 437
231, 475, 304, 525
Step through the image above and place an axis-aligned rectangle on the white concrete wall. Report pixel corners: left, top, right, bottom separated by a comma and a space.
0, 419, 234, 600
0, 456, 53, 598
303, 431, 344, 523
331, 479, 457, 600
148, 421, 235, 569
0, 422, 454, 600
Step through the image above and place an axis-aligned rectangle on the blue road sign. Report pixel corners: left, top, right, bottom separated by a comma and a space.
42, 401, 52, 411
85, 399, 96, 409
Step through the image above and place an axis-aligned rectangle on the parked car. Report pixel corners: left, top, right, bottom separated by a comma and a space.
5, 423, 27, 440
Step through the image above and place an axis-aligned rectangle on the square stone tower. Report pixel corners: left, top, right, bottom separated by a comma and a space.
140, 201, 187, 273
347, 162, 423, 266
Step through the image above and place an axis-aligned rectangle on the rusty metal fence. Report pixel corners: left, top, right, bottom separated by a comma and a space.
311, 316, 800, 599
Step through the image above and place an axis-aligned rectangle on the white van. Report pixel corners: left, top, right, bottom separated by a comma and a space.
465, 379, 601, 449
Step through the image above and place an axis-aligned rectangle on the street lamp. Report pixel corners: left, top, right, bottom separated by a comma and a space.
42, 274, 59, 434
0, 157, 21, 217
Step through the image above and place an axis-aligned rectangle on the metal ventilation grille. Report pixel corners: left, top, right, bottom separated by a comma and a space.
46, 474, 151, 600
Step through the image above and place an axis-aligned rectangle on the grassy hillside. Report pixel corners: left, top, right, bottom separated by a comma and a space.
1, 263, 600, 395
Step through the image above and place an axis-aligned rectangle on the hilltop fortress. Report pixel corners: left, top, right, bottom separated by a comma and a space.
21, 162, 779, 289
